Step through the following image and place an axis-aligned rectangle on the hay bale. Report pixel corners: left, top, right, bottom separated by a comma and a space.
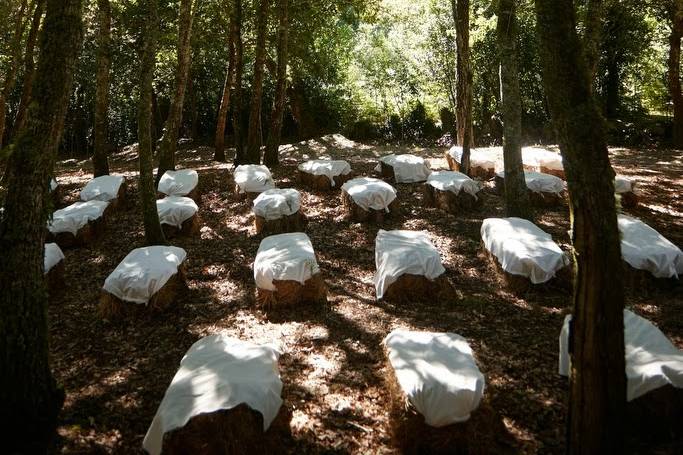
254, 210, 306, 236
620, 191, 639, 209
383, 274, 456, 303
106, 180, 127, 211
625, 385, 683, 447
341, 190, 399, 223
45, 261, 65, 294
444, 152, 495, 180
494, 175, 563, 207
384, 355, 515, 455
484, 247, 571, 295
423, 184, 480, 214
234, 185, 265, 201
621, 261, 679, 296
157, 185, 201, 205
97, 266, 187, 319
380, 161, 396, 181
297, 169, 353, 191
46, 216, 106, 249
539, 166, 565, 180
161, 403, 292, 455
162, 213, 201, 238
256, 273, 327, 310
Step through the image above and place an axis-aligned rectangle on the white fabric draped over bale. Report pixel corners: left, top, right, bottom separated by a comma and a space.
375, 154, 431, 183
254, 233, 319, 291
157, 197, 199, 228
80, 175, 125, 202
615, 176, 636, 194
447, 146, 501, 172
48, 200, 110, 235
384, 330, 485, 427
496, 171, 566, 194
481, 217, 569, 284
618, 214, 683, 279
522, 147, 564, 172
559, 310, 683, 401
50, 178, 58, 192
374, 230, 446, 299
427, 171, 481, 199
341, 177, 397, 212
234, 165, 276, 194
44, 243, 65, 274
298, 159, 351, 187
157, 169, 199, 197
253, 189, 302, 221
103, 246, 187, 304
143, 335, 283, 455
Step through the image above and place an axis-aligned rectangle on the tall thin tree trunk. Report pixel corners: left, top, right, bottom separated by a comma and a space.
497, 0, 531, 220
232, 0, 245, 164
138, 0, 166, 245
11, 0, 44, 138
92, 0, 111, 177
668, 0, 683, 148
534, 0, 626, 453
214, 19, 235, 162
263, 0, 289, 167
156, 0, 195, 184
246, 0, 270, 164
582, 0, 603, 84
452, 0, 472, 175
0, 0, 83, 451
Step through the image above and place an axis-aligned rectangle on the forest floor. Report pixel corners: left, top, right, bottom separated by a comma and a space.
49, 134, 683, 454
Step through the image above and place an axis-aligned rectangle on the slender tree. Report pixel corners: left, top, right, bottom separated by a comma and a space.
156, 0, 195, 184
534, 0, 626, 453
451, 0, 473, 174
138, 0, 166, 245
263, 0, 289, 167
496, 0, 531, 219
214, 1, 236, 162
232, 0, 245, 164
246, 0, 270, 164
581, 0, 603, 83
668, 0, 683, 147
92, 0, 112, 177
0, 0, 83, 451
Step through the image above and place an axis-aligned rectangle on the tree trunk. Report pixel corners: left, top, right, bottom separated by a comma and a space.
138, 0, 166, 246
214, 21, 235, 162
581, 0, 603, 84
0, 0, 82, 451
246, 0, 270, 164
156, 0, 195, 184
668, 0, 683, 148
0, 0, 30, 149
11, 0, 45, 138
231, 0, 245, 164
263, 0, 289, 167
497, 0, 531, 220
92, 0, 111, 177
452, 0, 472, 175
604, 56, 620, 118
534, 1, 626, 453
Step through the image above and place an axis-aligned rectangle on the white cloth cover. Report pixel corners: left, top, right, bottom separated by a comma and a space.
50, 178, 58, 192
254, 233, 319, 291
374, 230, 446, 299
481, 217, 569, 284
102, 246, 187, 304
426, 171, 481, 199
375, 154, 431, 183
253, 189, 301, 221
157, 169, 199, 197
618, 214, 683, 279
142, 335, 283, 455
384, 330, 485, 427
44, 243, 64, 274
615, 176, 635, 194
156, 197, 198, 228
80, 175, 125, 202
559, 310, 683, 401
234, 165, 275, 194
341, 177, 397, 212
496, 171, 566, 194
48, 200, 109, 235
447, 146, 501, 171
522, 147, 564, 171
297, 159, 351, 187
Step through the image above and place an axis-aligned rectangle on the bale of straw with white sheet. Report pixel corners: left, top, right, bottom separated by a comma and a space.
423, 171, 482, 214
157, 196, 200, 238
46, 200, 110, 248
297, 159, 353, 191
445, 146, 501, 180
157, 169, 201, 204
80, 175, 127, 210
341, 177, 399, 223
44, 242, 65, 293
522, 147, 565, 179
253, 189, 306, 235
376, 154, 431, 183
233, 164, 276, 200
615, 176, 639, 209
494, 171, 566, 207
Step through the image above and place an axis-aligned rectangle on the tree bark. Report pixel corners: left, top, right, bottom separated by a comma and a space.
11, 0, 44, 138
668, 0, 683, 148
497, 0, 531, 220
138, 0, 166, 246
452, 0, 472, 175
263, 0, 289, 167
156, 0, 195, 184
92, 0, 111, 177
581, 0, 603, 84
0, 0, 83, 451
214, 4, 236, 162
246, 0, 270, 164
534, 0, 626, 453
231, 0, 245, 164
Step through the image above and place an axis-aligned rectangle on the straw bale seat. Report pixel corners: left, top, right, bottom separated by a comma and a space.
341, 177, 399, 223
297, 159, 353, 191
47, 200, 110, 248
253, 189, 306, 235
157, 169, 201, 204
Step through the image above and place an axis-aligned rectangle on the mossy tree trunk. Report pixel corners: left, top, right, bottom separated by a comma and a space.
581, 0, 603, 84
668, 0, 683, 148
534, 0, 626, 453
92, 0, 111, 177
451, 0, 472, 175
214, 2, 236, 162
0, 0, 83, 451
246, 0, 270, 164
138, 0, 166, 246
496, 0, 531, 220
156, 0, 195, 184
232, 0, 245, 164
263, 0, 289, 167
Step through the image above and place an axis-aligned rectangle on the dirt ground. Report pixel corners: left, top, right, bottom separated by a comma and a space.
48, 135, 683, 454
